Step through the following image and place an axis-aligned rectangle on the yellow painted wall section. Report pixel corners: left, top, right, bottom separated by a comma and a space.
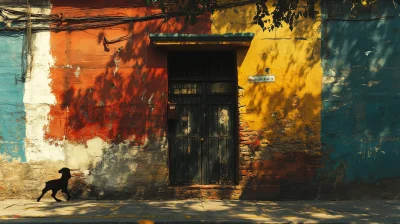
211, 2, 322, 152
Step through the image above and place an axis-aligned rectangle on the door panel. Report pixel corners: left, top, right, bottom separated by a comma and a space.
169, 82, 236, 185
206, 97, 235, 184
168, 52, 237, 185
168, 93, 202, 184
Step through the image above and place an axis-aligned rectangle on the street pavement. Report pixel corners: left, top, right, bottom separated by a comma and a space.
0, 199, 399, 223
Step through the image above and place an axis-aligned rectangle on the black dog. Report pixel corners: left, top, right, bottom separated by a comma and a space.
37, 167, 72, 202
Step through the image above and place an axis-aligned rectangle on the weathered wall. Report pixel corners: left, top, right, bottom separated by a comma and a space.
0, 0, 211, 200
320, 0, 400, 199
211, 2, 323, 199
0, 33, 26, 162
1, 0, 324, 200
24, 0, 209, 199
0, 1, 70, 200
1, 0, 400, 201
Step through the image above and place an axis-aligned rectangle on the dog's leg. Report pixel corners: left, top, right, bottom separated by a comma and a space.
62, 188, 71, 201
51, 190, 62, 202
37, 188, 49, 202
65, 189, 71, 201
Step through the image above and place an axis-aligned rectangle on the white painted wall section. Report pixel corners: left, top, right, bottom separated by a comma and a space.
23, 5, 66, 162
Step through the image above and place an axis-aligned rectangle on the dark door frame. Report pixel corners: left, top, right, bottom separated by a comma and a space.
166, 50, 239, 186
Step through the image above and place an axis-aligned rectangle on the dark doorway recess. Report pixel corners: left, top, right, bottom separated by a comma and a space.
168, 51, 237, 185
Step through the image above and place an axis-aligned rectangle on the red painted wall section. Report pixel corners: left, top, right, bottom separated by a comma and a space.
47, 0, 211, 145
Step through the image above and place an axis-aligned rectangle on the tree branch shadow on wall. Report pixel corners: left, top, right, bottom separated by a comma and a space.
44, 1, 216, 200
316, 1, 400, 200
213, 3, 323, 200
41, 0, 400, 201
212, 0, 400, 200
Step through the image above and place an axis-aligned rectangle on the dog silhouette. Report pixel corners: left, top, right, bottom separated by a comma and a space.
37, 167, 72, 202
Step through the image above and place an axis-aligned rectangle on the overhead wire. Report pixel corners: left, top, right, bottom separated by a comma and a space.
0, 0, 259, 32
0, 1, 262, 82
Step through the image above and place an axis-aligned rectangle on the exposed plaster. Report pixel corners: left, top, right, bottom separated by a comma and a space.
64, 137, 107, 170
113, 57, 120, 76
74, 66, 81, 77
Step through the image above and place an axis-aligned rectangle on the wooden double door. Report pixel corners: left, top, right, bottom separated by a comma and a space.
167, 51, 237, 185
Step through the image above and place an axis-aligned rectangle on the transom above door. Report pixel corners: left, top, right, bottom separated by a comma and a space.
168, 51, 237, 185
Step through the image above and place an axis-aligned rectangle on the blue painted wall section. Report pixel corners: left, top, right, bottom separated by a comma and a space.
0, 33, 26, 162
321, 1, 400, 183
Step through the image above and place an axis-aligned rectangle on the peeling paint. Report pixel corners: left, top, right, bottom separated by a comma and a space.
364, 50, 374, 56
113, 56, 120, 76
74, 66, 81, 77
363, 80, 381, 87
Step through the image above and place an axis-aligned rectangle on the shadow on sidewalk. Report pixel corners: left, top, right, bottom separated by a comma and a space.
1, 200, 400, 222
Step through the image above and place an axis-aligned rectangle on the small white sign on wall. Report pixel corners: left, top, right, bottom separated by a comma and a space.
248, 75, 275, 83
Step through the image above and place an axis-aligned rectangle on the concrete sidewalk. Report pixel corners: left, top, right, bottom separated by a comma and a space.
0, 199, 399, 223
